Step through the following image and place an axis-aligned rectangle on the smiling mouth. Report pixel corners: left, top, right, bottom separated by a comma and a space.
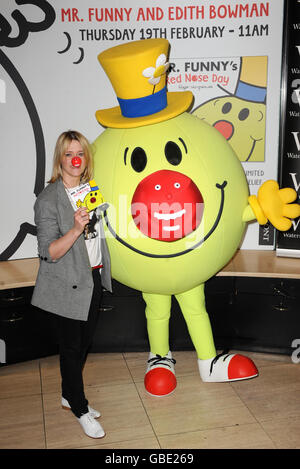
154, 208, 186, 233
154, 208, 186, 221
104, 181, 227, 259
245, 136, 263, 162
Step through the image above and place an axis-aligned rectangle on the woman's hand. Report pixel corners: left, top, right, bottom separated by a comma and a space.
74, 207, 89, 234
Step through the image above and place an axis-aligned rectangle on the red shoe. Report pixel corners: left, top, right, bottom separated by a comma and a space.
144, 352, 177, 396
198, 351, 258, 382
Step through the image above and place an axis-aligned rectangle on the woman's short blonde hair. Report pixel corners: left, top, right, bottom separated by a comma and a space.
48, 130, 94, 184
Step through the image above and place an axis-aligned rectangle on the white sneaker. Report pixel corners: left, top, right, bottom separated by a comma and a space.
61, 397, 101, 418
144, 351, 177, 396
198, 351, 258, 382
77, 412, 105, 439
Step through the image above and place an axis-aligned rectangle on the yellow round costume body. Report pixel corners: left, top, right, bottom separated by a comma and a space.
93, 112, 249, 294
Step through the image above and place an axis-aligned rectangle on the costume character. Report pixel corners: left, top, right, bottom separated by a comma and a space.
92, 39, 300, 396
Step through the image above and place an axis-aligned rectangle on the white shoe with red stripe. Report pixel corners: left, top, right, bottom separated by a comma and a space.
144, 351, 177, 396
198, 351, 258, 382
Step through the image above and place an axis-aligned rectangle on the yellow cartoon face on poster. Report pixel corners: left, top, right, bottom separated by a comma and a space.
192, 56, 267, 162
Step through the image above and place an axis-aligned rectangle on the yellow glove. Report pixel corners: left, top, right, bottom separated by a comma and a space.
248, 180, 300, 231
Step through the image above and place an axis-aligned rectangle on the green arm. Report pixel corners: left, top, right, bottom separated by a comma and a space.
242, 204, 256, 223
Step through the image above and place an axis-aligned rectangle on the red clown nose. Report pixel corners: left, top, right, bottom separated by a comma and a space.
71, 156, 81, 168
131, 169, 204, 242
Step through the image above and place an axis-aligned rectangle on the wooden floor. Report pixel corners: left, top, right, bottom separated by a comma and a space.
0, 350, 300, 449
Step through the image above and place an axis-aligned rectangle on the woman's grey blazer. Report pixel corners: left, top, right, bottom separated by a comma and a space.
31, 177, 112, 321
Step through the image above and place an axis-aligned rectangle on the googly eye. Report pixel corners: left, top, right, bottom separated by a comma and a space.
155, 184, 161, 191
174, 182, 181, 189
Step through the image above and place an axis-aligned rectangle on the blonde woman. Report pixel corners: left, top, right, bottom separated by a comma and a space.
32, 130, 111, 439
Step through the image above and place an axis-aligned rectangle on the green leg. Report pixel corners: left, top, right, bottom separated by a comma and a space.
142, 292, 171, 357
175, 284, 216, 360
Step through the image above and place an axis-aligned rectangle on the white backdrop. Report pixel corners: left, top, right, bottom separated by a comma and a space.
0, 0, 284, 259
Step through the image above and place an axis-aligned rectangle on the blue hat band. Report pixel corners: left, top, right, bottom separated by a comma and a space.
236, 81, 266, 103
117, 86, 167, 118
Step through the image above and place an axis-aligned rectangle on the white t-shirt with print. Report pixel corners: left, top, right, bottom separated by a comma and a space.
84, 209, 102, 268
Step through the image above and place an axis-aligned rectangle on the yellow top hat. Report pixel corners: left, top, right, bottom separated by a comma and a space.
95, 39, 193, 129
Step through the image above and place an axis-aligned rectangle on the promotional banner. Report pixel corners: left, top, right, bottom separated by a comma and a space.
0, 0, 284, 260
276, 0, 300, 258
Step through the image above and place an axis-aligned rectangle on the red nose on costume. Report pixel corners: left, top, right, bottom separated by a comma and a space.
71, 156, 82, 168
131, 169, 204, 242
213, 120, 234, 141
